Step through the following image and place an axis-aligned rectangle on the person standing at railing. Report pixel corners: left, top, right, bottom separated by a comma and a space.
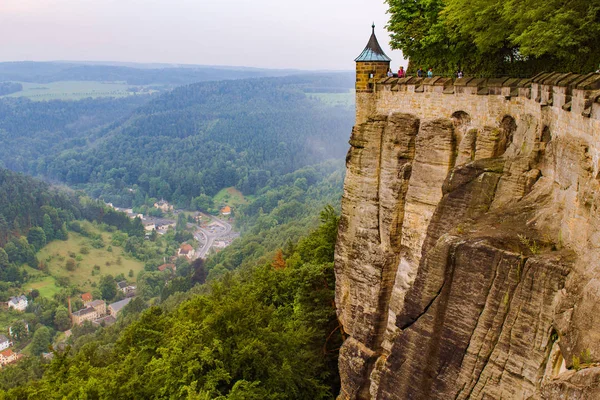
417, 68, 424, 78
398, 66, 406, 78
387, 68, 394, 78
427, 68, 433, 78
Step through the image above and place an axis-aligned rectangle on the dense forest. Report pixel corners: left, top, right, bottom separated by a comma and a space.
0, 74, 354, 208
0, 62, 299, 85
386, 0, 600, 75
0, 206, 343, 399
0, 82, 22, 96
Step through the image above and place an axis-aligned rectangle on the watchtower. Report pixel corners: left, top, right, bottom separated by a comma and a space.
355, 24, 391, 92
355, 24, 391, 123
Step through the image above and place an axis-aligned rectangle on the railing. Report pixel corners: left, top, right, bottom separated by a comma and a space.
373, 72, 600, 118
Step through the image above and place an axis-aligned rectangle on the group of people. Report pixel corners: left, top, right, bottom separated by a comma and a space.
386, 67, 464, 79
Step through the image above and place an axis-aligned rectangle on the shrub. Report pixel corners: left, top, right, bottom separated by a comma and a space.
66, 259, 76, 271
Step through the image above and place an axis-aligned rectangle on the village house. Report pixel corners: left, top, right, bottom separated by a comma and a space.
158, 263, 176, 273
154, 200, 173, 212
108, 298, 132, 317
220, 205, 232, 216
0, 335, 12, 351
143, 221, 156, 231
71, 300, 106, 326
7, 295, 27, 312
178, 244, 195, 260
0, 349, 18, 366
116, 281, 136, 296
81, 292, 93, 306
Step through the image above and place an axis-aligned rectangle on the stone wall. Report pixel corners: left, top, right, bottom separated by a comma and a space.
336, 72, 600, 399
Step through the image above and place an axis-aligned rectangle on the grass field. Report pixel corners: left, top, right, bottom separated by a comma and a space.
0, 81, 158, 101
309, 89, 355, 108
27, 222, 145, 297
213, 187, 249, 208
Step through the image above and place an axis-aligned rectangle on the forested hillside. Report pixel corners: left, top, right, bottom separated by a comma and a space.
0, 74, 354, 208
0, 167, 144, 281
0, 96, 152, 173
0, 207, 343, 399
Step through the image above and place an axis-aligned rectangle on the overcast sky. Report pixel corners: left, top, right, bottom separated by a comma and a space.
0, 0, 406, 71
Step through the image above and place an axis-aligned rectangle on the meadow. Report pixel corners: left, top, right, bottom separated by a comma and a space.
25, 222, 144, 297
213, 187, 250, 209
0, 81, 158, 101
309, 89, 355, 108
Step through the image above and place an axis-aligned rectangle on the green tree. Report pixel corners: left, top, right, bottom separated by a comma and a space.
30, 326, 52, 356
53, 306, 71, 331
27, 227, 46, 252
176, 213, 187, 232
385, 0, 600, 75
9, 320, 28, 342
99, 275, 117, 301
42, 214, 54, 242
65, 259, 76, 272
0, 248, 9, 269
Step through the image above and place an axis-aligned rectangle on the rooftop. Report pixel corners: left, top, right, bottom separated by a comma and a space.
355, 24, 391, 63
8, 295, 27, 304
92, 315, 117, 327
180, 244, 194, 254
0, 349, 14, 358
89, 299, 105, 308
109, 297, 132, 314
81, 292, 93, 302
117, 281, 128, 289
158, 263, 176, 272
72, 306, 96, 317
0, 335, 9, 343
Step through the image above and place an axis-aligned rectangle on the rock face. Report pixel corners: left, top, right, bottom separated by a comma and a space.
335, 75, 600, 399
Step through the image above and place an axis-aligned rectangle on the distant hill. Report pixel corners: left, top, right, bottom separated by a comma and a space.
0, 61, 306, 85
0, 73, 355, 207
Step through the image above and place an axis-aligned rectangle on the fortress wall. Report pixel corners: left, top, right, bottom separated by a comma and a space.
337, 72, 600, 399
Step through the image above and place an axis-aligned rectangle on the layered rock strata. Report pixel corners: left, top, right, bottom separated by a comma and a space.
335, 74, 600, 399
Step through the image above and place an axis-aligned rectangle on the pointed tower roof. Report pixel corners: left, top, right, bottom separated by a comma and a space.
355, 24, 391, 62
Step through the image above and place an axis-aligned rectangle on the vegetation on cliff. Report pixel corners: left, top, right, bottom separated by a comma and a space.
386, 0, 600, 75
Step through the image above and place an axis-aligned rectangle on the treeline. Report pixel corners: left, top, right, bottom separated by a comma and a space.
0, 82, 22, 96
0, 206, 343, 399
0, 168, 144, 282
0, 74, 353, 208
0, 62, 299, 85
386, 0, 600, 75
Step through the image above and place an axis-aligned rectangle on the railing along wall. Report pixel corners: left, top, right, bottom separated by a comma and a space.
375, 72, 600, 120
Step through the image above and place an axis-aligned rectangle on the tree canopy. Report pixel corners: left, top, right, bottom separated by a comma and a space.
386, 0, 600, 75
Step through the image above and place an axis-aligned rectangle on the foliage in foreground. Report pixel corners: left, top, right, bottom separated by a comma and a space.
1, 208, 343, 399
386, 0, 600, 75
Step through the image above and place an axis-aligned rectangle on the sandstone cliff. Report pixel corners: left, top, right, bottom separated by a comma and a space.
335, 74, 600, 399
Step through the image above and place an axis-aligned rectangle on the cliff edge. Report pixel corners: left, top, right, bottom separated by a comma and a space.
335, 73, 600, 399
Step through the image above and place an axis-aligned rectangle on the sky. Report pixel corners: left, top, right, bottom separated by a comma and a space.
0, 0, 406, 71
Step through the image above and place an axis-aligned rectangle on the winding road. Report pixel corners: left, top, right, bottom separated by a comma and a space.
188, 215, 234, 259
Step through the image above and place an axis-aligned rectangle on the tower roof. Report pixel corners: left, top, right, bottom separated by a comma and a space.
355, 24, 391, 63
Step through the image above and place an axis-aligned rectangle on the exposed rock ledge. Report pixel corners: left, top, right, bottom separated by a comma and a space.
335, 107, 600, 399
